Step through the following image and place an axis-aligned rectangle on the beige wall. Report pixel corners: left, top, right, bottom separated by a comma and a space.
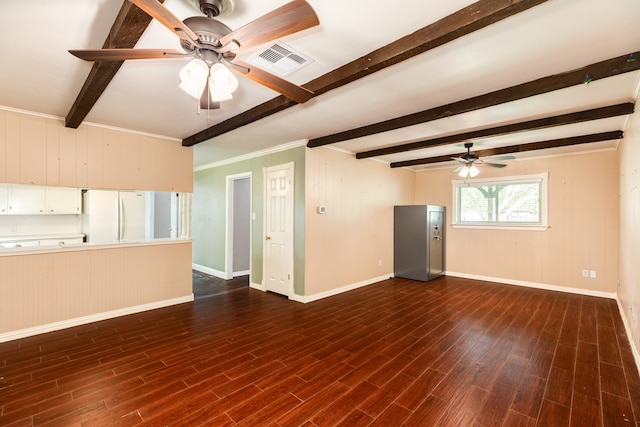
414, 150, 619, 294
0, 242, 192, 335
0, 109, 194, 340
619, 106, 640, 358
304, 147, 414, 296
0, 108, 193, 192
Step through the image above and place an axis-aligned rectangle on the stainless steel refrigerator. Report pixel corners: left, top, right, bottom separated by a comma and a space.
394, 205, 445, 281
82, 190, 147, 244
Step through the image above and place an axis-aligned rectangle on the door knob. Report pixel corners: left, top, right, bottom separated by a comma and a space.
265, 235, 271, 240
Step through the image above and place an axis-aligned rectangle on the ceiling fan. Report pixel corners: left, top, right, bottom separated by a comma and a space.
69, 0, 319, 109
452, 142, 515, 178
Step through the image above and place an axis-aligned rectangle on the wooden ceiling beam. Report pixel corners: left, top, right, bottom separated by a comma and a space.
182, 0, 549, 146
308, 51, 640, 148
65, 1, 163, 128
390, 131, 624, 168
356, 102, 634, 159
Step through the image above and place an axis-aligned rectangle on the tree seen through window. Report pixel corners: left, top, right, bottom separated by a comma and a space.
458, 182, 540, 224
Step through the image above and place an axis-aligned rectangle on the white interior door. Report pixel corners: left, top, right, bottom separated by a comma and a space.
263, 163, 294, 296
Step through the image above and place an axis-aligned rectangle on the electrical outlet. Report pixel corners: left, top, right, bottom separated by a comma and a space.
589, 270, 597, 279
10, 226, 17, 233
378, 259, 382, 267
582, 270, 589, 278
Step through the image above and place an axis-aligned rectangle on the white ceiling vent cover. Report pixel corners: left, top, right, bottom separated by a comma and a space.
247, 41, 314, 77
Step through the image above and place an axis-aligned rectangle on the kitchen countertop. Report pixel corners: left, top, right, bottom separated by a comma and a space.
0, 233, 85, 243
0, 238, 191, 256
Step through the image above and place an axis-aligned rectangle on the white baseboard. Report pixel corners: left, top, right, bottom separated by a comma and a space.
233, 270, 250, 277
250, 282, 266, 291
445, 271, 617, 299
192, 263, 229, 280
616, 299, 640, 378
293, 274, 392, 304
0, 295, 194, 343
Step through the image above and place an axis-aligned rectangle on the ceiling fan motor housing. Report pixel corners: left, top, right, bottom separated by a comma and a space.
463, 142, 478, 161
180, 16, 233, 52
187, 0, 236, 17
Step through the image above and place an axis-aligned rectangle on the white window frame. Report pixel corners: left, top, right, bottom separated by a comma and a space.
452, 172, 549, 231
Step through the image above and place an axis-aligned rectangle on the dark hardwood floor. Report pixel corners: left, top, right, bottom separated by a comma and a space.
192, 271, 249, 299
1, 276, 639, 426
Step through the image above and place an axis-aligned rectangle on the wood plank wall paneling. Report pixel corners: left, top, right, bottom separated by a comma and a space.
4, 111, 20, 183
87, 126, 104, 189
0, 242, 193, 335
0, 108, 193, 192
59, 126, 79, 187
0, 110, 5, 182
75, 125, 89, 188
46, 120, 60, 185
618, 105, 640, 363
0, 108, 195, 339
413, 150, 619, 295
120, 132, 141, 190
19, 115, 47, 185
304, 147, 415, 295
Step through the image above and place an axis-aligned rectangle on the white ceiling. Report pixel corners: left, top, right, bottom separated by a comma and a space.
1, 0, 639, 170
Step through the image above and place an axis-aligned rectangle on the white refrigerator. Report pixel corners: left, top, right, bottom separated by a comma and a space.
82, 190, 146, 244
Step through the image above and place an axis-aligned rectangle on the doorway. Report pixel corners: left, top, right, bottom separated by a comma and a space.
225, 173, 252, 280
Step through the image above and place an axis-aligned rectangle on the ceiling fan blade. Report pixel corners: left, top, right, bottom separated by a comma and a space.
69, 48, 185, 62
230, 59, 314, 103
483, 162, 508, 168
490, 155, 516, 161
452, 165, 464, 174
128, 0, 200, 43
219, 0, 319, 51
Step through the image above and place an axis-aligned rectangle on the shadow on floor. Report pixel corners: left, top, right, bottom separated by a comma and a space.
192, 270, 249, 299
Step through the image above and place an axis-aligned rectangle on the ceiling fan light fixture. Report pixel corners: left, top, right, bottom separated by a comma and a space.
208, 63, 238, 101
458, 165, 480, 178
179, 59, 210, 98
208, 81, 233, 101
180, 60, 238, 103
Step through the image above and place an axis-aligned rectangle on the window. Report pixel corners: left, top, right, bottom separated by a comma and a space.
452, 173, 548, 230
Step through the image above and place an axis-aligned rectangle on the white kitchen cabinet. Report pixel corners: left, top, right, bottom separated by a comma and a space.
8, 185, 46, 214
1, 184, 81, 215
46, 187, 81, 214
0, 184, 7, 214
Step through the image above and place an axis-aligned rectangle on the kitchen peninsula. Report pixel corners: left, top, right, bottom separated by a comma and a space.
0, 109, 194, 344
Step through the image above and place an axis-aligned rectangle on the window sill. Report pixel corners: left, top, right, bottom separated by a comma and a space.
452, 224, 549, 231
